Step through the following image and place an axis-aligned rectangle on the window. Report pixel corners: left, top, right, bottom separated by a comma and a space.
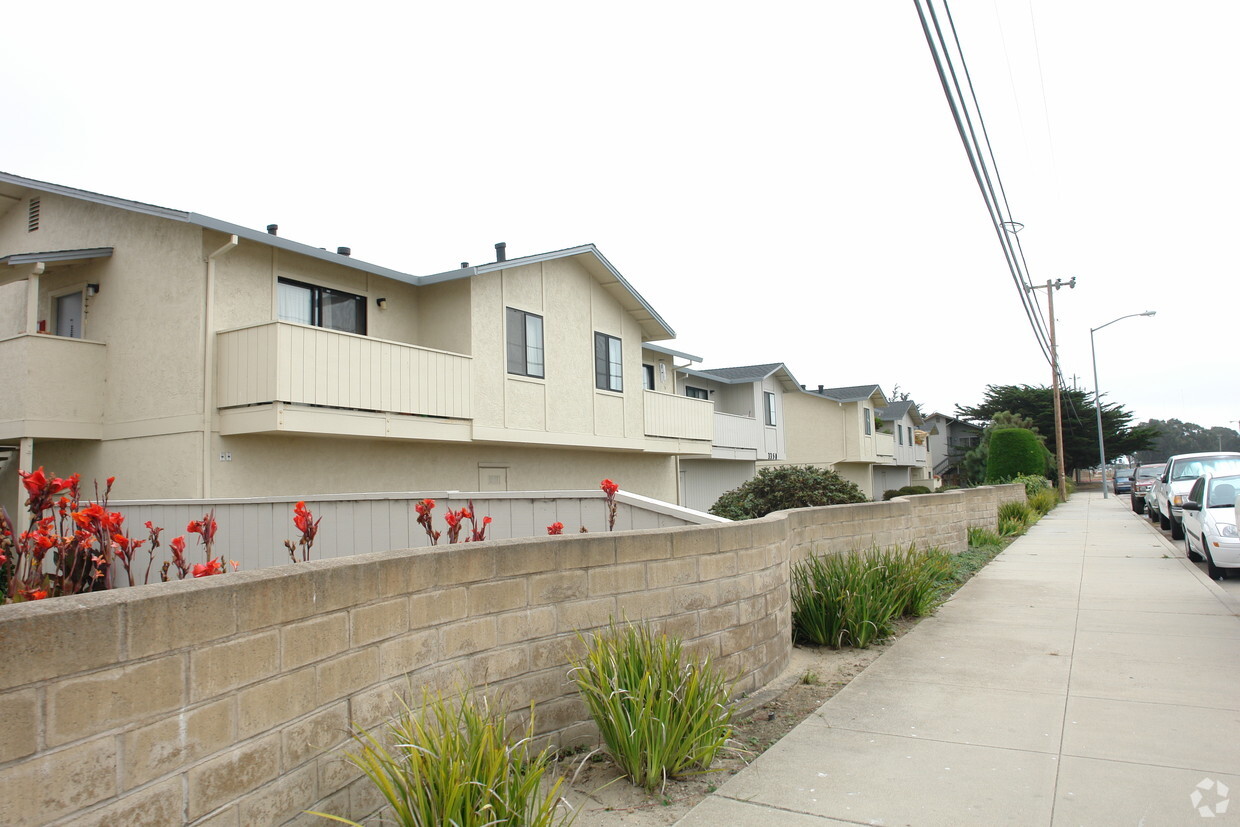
506, 308, 544, 378
594, 332, 622, 392
864, 408, 872, 435
764, 392, 776, 426
642, 364, 655, 390
898, 425, 904, 445
685, 386, 708, 400
908, 426, 914, 445
278, 278, 366, 334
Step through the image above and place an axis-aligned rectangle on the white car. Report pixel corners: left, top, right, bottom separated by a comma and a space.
1152, 452, 1240, 540
1182, 473, 1240, 580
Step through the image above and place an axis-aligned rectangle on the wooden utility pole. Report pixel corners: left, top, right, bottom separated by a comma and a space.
1029, 278, 1075, 502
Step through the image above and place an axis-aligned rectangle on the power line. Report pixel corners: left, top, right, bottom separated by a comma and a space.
914, 0, 1055, 365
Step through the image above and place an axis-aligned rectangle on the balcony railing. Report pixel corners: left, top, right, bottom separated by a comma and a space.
0, 334, 105, 440
216, 322, 472, 420
643, 390, 713, 442
713, 411, 761, 451
876, 432, 895, 459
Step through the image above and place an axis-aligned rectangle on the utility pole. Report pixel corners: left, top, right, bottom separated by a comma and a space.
1028, 277, 1076, 502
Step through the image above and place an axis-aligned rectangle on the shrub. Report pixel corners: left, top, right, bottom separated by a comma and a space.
986, 428, 1048, 482
881, 485, 934, 501
791, 545, 954, 649
570, 621, 734, 792
312, 688, 572, 827
967, 526, 1003, 548
709, 465, 867, 520
1028, 489, 1058, 516
1008, 473, 1052, 498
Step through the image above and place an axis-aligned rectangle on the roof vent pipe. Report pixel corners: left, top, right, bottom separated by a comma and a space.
460, 261, 469, 268
495, 242, 507, 262
337, 247, 351, 257
266, 224, 278, 236
818, 385, 824, 393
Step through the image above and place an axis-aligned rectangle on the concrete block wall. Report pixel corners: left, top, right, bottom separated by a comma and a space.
0, 484, 1021, 826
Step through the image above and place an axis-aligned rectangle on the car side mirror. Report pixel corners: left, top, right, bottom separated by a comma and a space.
1182, 500, 1201, 512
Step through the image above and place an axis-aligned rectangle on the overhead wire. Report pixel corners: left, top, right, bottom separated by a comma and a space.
914, 0, 1055, 366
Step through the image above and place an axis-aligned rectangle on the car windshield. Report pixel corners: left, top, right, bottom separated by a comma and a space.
1114, 470, 1133, 480
1208, 476, 1240, 508
1135, 465, 1164, 480
1172, 456, 1240, 481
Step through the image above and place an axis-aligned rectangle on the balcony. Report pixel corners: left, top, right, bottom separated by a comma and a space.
643, 390, 713, 450
876, 432, 896, 460
0, 334, 105, 440
216, 322, 472, 440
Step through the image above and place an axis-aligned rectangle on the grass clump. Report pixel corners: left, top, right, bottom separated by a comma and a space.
570, 620, 735, 792
791, 545, 954, 649
1028, 488, 1058, 515
310, 688, 572, 827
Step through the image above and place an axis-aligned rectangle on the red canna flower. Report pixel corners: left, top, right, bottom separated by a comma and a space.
600, 479, 619, 497
26, 589, 49, 601
191, 558, 224, 577
547, 521, 564, 535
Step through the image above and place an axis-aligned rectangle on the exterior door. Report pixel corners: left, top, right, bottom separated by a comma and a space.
55, 292, 83, 338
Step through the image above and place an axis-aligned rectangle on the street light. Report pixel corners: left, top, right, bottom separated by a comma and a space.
1091, 311, 1156, 498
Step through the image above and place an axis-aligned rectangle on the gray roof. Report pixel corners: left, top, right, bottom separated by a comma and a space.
811, 384, 886, 404
877, 400, 923, 425
0, 171, 676, 341
684, 363, 802, 392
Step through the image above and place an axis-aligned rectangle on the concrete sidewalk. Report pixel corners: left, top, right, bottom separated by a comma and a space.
678, 491, 1240, 826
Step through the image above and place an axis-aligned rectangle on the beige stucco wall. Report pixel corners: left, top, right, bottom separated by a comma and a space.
0, 281, 23, 337
471, 257, 647, 448
781, 391, 846, 466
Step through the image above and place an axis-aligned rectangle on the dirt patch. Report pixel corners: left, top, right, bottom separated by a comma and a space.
555, 617, 917, 825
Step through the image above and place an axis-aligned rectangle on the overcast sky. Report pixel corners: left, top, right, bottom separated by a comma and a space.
4, 1, 1236, 432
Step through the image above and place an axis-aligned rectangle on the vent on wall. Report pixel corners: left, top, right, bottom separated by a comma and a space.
28, 198, 39, 232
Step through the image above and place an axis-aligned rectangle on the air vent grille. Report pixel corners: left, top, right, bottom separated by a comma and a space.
28, 198, 40, 232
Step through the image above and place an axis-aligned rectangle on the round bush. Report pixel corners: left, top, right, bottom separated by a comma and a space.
986, 428, 1046, 481
709, 465, 868, 520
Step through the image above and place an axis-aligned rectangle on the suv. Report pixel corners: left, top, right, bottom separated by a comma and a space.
1152, 452, 1240, 540
1130, 462, 1165, 514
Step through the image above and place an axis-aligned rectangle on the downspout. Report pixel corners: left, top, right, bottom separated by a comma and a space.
202, 235, 238, 499
17, 263, 44, 506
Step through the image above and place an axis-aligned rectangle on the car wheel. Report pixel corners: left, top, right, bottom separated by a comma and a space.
1186, 531, 1202, 562
1206, 547, 1225, 581
1131, 496, 1141, 514
1147, 502, 1159, 522
1170, 516, 1184, 540
1159, 508, 1171, 530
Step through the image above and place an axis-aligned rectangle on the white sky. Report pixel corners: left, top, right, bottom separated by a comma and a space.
4, 1, 1236, 431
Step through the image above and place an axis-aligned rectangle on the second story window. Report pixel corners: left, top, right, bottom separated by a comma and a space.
685, 386, 708, 400
643, 364, 655, 390
764, 392, 776, 426
506, 308, 545, 378
864, 407, 872, 435
898, 425, 904, 445
278, 277, 366, 335
595, 332, 622, 392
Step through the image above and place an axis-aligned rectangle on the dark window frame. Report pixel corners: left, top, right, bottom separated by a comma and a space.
685, 385, 709, 400
506, 307, 545, 379
277, 277, 367, 335
764, 391, 777, 426
594, 332, 623, 392
864, 408, 872, 435
642, 363, 656, 390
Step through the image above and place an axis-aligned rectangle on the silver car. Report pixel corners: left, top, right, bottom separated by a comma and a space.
1181, 473, 1240, 580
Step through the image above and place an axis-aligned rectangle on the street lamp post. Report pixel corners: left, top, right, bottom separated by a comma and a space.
1090, 311, 1156, 498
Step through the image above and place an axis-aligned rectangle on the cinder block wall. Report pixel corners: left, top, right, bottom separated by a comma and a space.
0, 484, 1023, 826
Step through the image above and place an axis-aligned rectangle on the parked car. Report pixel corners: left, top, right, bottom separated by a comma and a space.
1181, 473, 1240, 579
1152, 452, 1240, 540
1130, 462, 1165, 514
1110, 467, 1134, 494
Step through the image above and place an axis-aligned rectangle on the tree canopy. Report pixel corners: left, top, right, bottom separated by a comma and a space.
956, 384, 1155, 472
1132, 419, 1240, 462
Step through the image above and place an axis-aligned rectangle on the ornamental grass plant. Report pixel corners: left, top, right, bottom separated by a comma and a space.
569, 620, 735, 792
791, 545, 955, 649
310, 688, 573, 827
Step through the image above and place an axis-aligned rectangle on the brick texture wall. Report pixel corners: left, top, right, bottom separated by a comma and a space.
0, 484, 1023, 826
